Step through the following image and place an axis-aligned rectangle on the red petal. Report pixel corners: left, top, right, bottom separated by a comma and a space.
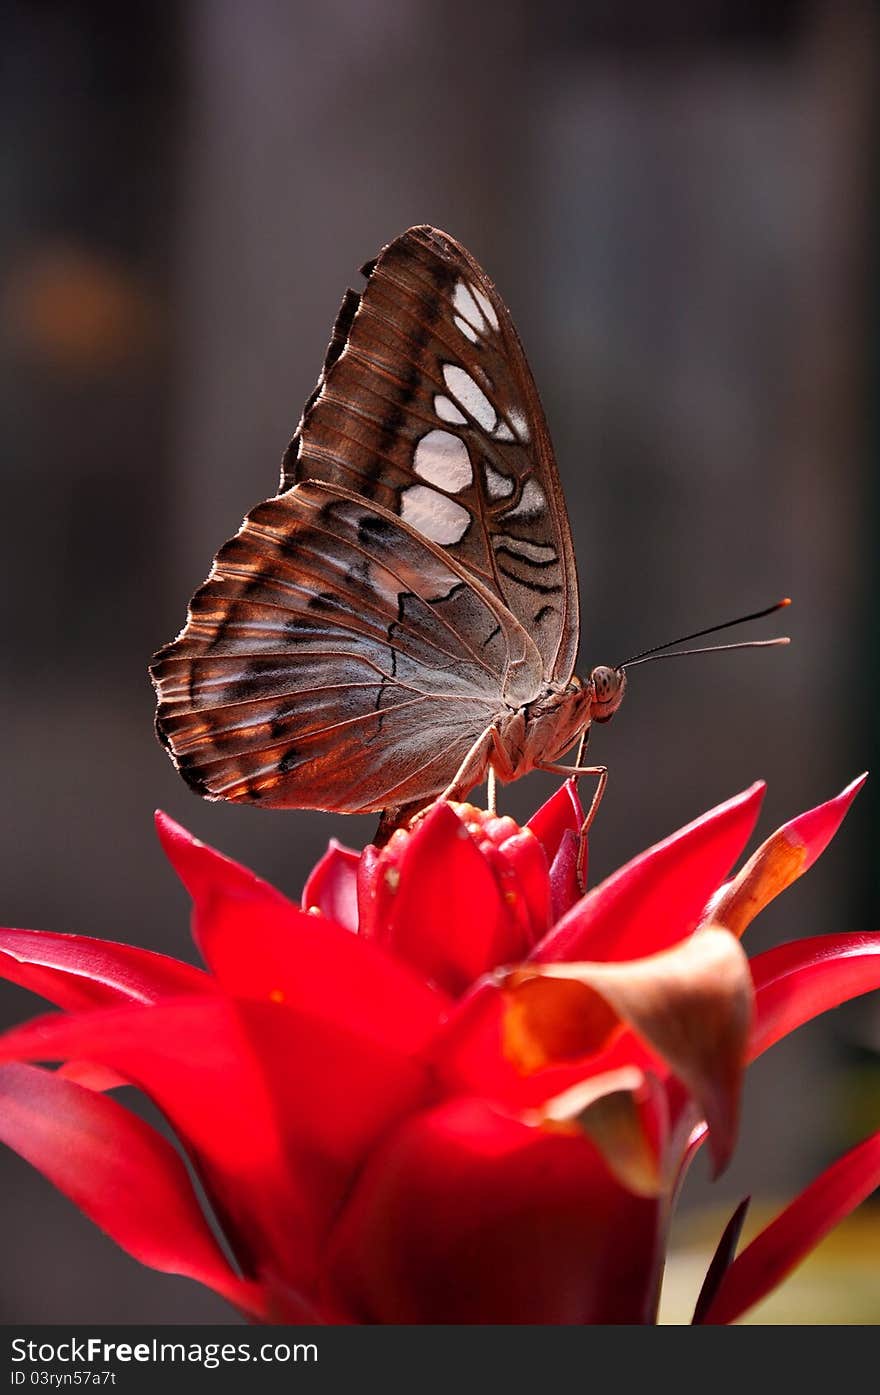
534, 1065, 668, 1197
506, 925, 753, 1174
436, 979, 656, 1111
0, 998, 296, 1275
0, 995, 430, 1294
0, 926, 211, 1012
323, 1096, 662, 1323
58, 1061, 129, 1091
489, 828, 551, 944
355, 844, 383, 940
708, 774, 867, 938
749, 932, 880, 1060
532, 783, 765, 964
0, 1062, 263, 1317
301, 840, 360, 932
699, 1129, 880, 1324
235, 999, 429, 1228
527, 780, 585, 866
678, 934, 880, 1174
784, 771, 867, 864
0, 920, 210, 1093
368, 802, 526, 995
548, 829, 582, 922
156, 811, 447, 1054
155, 808, 293, 919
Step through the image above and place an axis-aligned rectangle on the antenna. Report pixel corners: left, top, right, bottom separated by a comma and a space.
618, 598, 791, 670
623, 637, 789, 669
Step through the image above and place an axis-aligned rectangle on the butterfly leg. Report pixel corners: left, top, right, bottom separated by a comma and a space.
377, 727, 499, 843
537, 759, 608, 892
538, 762, 608, 831
574, 726, 589, 769
443, 722, 528, 813
439, 726, 497, 805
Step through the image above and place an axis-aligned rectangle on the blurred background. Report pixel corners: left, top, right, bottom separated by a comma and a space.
1, 0, 878, 1323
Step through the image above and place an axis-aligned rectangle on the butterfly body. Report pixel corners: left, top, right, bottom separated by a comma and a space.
493, 679, 589, 778
152, 227, 624, 820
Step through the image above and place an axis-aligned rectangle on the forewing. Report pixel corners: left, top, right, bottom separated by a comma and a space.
151, 482, 543, 814
281, 226, 580, 684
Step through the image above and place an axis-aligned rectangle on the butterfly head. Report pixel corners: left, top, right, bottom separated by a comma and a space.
589, 665, 627, 724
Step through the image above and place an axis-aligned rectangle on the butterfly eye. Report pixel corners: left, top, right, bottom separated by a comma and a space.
590, 665, 625, 722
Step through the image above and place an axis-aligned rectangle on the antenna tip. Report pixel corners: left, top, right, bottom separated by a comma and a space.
780, 597, 792, 608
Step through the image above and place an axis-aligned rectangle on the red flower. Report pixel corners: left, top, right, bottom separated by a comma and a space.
0, 776, 878, 1323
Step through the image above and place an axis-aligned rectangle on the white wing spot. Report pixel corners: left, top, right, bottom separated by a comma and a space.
453, 280, 486, 331
401, 484, 470, 545
414, 430, 473, 493
454, 314, 479, 344
509, 408, 530, 444
484, 463, 514, 499
472, 287, 500, 331
442, 364, 496, 431
494, 535, 557, 563
434, 394, 467, 426
493, 420, 515, 442
507, 478, 545, 520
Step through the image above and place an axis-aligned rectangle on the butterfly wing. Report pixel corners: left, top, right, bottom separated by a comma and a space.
281, 225, 580, 687
151, 481, 544, 813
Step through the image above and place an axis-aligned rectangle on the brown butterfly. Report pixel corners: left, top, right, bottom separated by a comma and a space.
150, 226, 786, 832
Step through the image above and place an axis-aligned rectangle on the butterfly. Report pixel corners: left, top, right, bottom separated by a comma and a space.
150, 225, 629, 832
